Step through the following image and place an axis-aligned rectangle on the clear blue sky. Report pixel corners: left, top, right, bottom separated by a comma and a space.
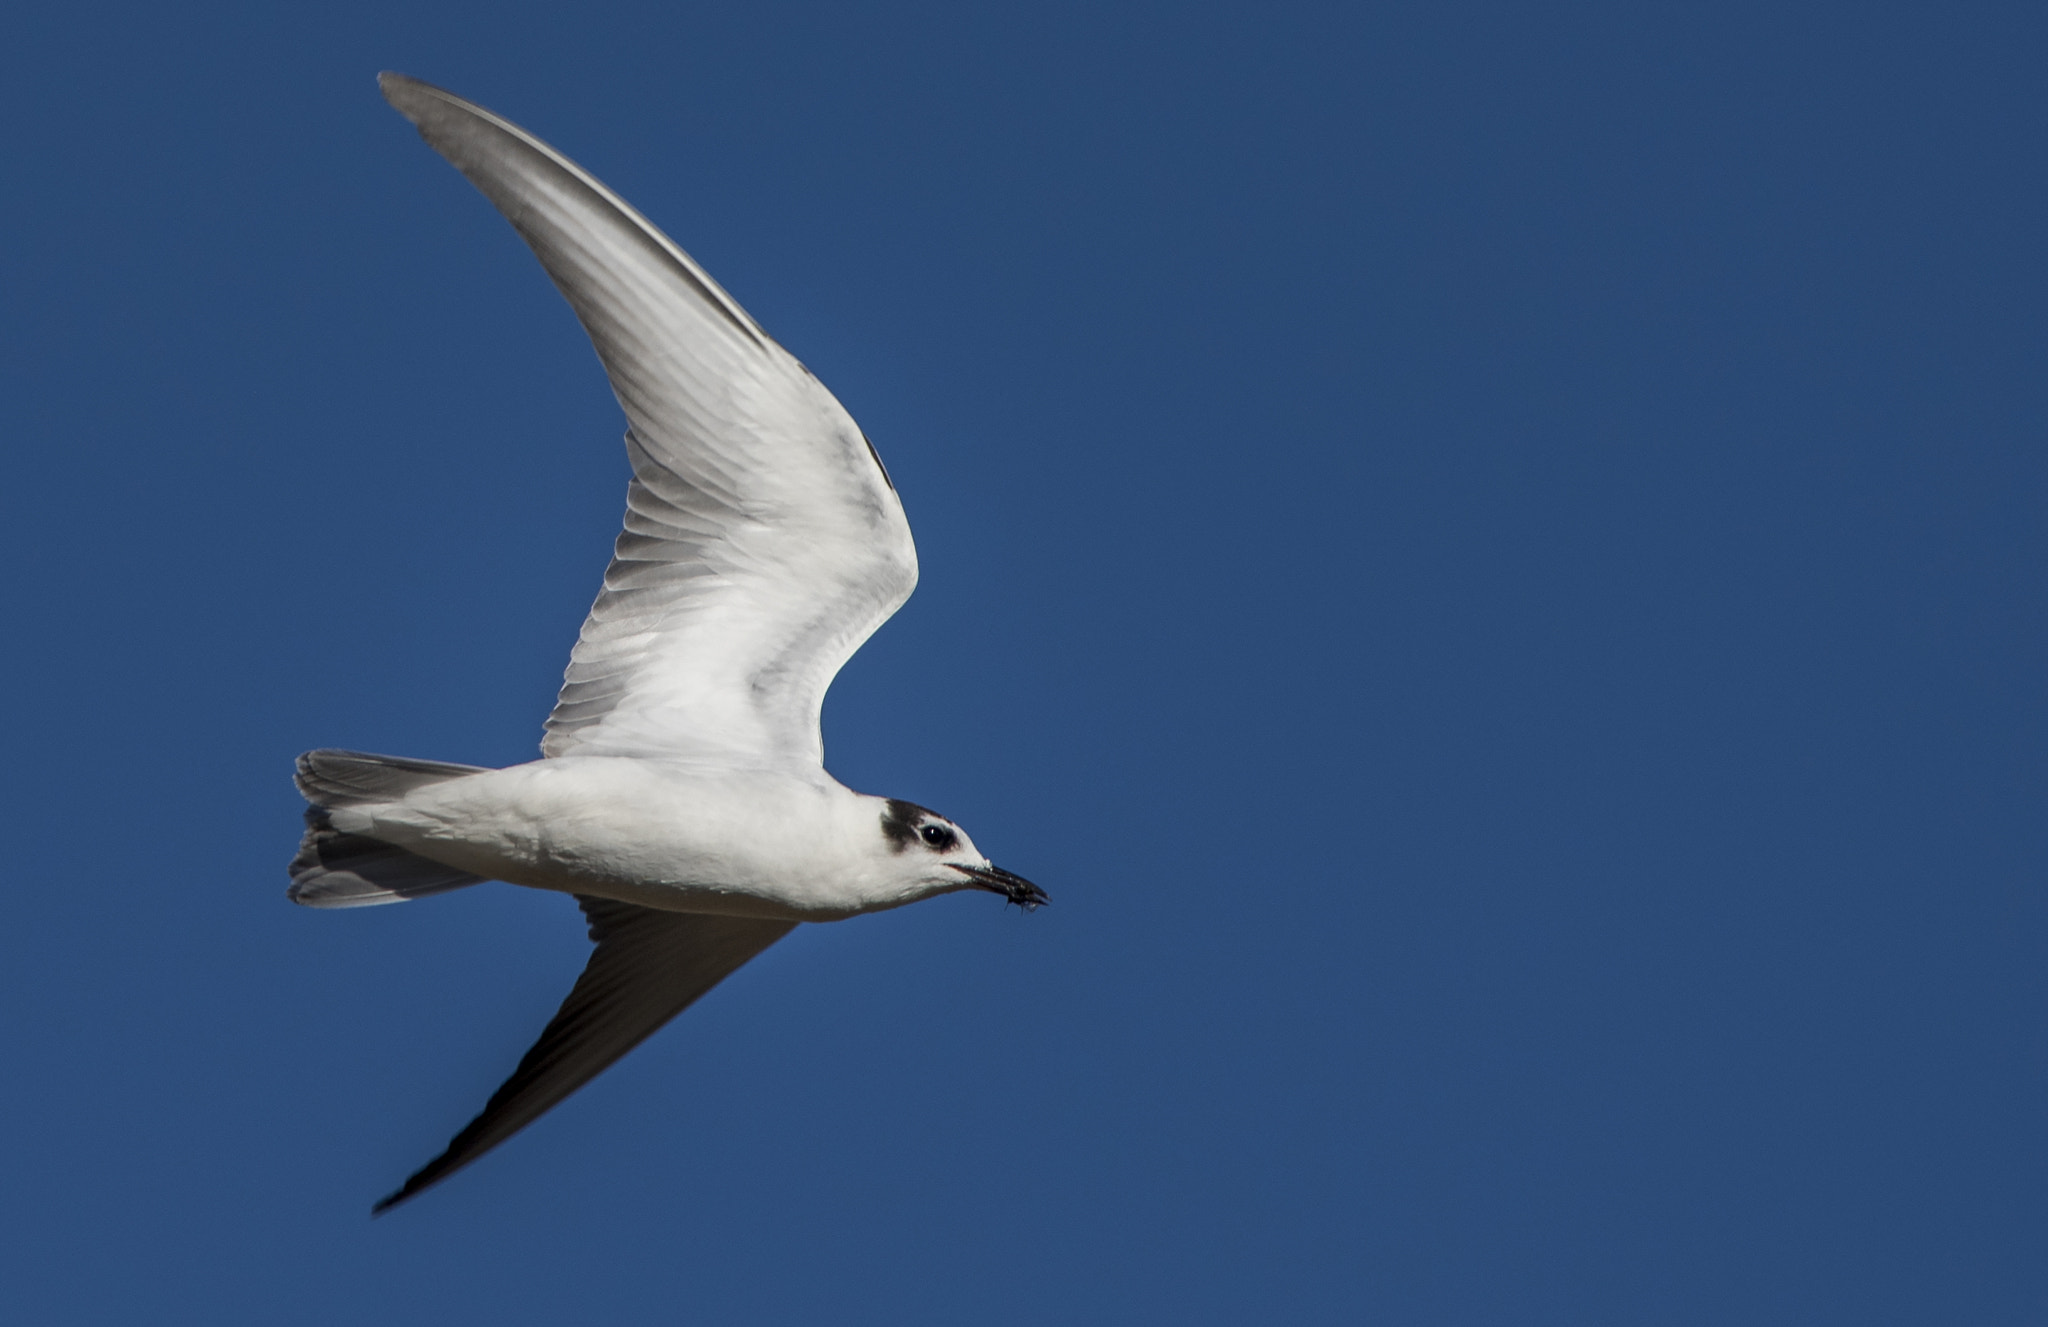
4, 2, 2045, 1322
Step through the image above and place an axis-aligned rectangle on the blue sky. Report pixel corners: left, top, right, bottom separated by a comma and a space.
4, 2, 2046, 1322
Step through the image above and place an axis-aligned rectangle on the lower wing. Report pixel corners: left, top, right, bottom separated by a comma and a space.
373, 897, 796, 1213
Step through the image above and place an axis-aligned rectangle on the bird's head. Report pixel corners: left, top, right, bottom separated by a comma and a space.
875, 798, 1046, 910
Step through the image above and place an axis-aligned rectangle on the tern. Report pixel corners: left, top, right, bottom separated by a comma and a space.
290, 73, 1044, 1214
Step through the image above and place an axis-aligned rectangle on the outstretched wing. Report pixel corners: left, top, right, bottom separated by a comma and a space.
374, 897, 795, 1213
381, 74, 917, 769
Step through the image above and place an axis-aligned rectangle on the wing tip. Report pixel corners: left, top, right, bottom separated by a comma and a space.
377, 70, 437, 117
370, 1163, 440, 1216
378, 71, 479, 133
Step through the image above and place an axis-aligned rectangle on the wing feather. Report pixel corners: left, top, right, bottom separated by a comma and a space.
380, 74, 917, 768
372, 898, 795, 1213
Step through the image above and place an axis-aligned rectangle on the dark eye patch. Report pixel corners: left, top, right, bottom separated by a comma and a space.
919, 823, 958, 851
882, 798, 941, 852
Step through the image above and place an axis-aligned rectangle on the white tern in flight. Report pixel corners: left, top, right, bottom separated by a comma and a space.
290, 73, 1044, 1214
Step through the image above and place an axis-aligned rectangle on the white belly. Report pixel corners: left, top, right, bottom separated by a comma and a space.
337, 757, 886, 920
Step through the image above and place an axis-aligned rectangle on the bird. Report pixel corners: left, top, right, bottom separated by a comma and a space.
290, 72, 1044, 1215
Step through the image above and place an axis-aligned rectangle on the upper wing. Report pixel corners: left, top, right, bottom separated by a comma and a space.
373, 897, 796, 1214
380, 74, 918, 768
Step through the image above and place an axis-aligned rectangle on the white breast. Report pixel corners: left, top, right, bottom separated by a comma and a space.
342, 759, 892, 920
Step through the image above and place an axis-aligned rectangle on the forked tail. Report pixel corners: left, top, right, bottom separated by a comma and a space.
288, 749, 492, 908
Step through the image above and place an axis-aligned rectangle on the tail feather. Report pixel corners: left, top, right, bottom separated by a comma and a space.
289, 749, 492, 908
295, 748, 489, 808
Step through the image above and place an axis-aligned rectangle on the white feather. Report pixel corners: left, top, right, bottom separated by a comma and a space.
382, 74, 918, 769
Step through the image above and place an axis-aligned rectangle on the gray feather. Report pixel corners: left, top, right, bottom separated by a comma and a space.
294, 748, 487, 809
372, 897, 795, 1213
288, 749, 492, 907
288, 810, 487, 909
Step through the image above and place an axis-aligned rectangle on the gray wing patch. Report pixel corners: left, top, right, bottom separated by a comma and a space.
372, 898, 796, 1213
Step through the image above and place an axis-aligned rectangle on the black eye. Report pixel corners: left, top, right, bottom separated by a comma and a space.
920, 823, 956, 850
